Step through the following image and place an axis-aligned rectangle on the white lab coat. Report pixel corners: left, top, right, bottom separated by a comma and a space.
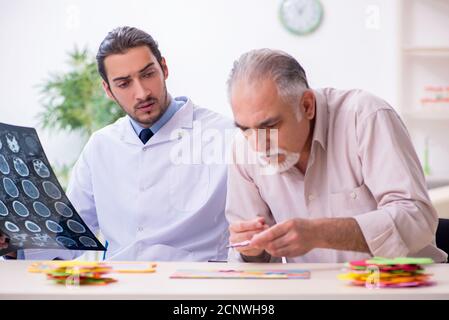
23, 97, 234, 261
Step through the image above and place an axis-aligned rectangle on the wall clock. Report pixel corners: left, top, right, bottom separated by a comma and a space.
279, 0, 324, 35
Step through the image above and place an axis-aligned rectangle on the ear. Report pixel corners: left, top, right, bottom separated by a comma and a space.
160, 57, 169, 80
300, 90, 316, 120
102, 80, 115, 100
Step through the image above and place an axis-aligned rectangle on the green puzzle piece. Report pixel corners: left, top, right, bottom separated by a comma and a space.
367, 257, 434, 265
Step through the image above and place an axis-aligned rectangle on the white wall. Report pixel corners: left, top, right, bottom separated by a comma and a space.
400, 0, 449, 179
0, 0, 401, 167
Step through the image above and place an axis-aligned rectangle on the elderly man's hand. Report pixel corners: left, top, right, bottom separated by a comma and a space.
250, 218, 318, 258
229, 217, 269, 257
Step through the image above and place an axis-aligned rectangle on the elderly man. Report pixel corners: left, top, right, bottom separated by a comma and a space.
225, 48, 447, 263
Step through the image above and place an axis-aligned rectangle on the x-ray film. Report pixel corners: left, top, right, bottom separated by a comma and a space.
0, 123, 106, 255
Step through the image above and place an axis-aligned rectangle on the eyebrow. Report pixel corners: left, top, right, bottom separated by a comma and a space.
257, 116, 280, 128
234, 122, 249, 131
235, 116, 280, 131
112, 62, 155, 82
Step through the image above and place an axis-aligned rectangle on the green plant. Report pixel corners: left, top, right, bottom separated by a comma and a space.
38, 46, 125, 137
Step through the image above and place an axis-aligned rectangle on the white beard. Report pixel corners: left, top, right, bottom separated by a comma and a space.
256, 148, 300, 175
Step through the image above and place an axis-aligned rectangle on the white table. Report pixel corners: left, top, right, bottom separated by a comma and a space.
1, 261, 449, 300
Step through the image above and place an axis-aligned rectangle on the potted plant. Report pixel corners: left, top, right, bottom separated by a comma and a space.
38, 46, 124, 137
38, 46, 125, 187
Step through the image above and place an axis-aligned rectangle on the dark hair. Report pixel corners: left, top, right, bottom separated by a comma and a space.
96, 26, 163, 84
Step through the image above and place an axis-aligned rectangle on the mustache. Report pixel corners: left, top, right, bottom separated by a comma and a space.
135, 96, 158, 109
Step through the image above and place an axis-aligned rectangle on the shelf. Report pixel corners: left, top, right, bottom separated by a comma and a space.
403, 47, 449, 57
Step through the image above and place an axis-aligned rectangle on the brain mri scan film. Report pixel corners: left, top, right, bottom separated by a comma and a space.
32, 159, 50, 178
6, 133, 20, 153
0, 123, 106, 255
13, 157, 29, 177
0, 155, 10, 175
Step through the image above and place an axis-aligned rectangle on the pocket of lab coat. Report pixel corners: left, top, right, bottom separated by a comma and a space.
329, 183, 377, 217
169, 164, 210, 212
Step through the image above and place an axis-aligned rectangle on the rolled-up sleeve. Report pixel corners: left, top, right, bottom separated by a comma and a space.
353, 109, 439, 258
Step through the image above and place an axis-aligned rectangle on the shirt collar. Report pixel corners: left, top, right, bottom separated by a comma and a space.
120, 96, 193, 147
310, 89, 329, 151
128, 95, 185, 136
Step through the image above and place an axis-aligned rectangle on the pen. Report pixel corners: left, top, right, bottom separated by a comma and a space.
226, 240, 251, 249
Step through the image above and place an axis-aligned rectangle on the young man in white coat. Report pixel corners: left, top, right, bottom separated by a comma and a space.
2, 26, 234, 261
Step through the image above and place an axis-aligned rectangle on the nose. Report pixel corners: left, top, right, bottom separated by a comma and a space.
247, 129, 275, 153
134, 79, 149, 101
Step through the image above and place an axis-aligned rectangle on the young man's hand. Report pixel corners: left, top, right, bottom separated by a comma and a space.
0, 232, 9, 250
229, 217, 269, 257
0, 232, 17, 259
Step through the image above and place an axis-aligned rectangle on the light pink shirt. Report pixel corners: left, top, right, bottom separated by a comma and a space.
226, 88, 447, 263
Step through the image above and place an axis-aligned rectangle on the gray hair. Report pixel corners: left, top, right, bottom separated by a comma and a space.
227, 49, 309, 106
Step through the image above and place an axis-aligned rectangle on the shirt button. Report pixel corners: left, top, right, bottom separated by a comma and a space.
142, 147, 148, 151
308, 194, 316, 201
137, 227, 143, 232
350, 192, 357, 199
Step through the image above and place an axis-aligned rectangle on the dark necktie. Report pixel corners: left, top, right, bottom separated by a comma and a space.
139, 128, 153, 144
